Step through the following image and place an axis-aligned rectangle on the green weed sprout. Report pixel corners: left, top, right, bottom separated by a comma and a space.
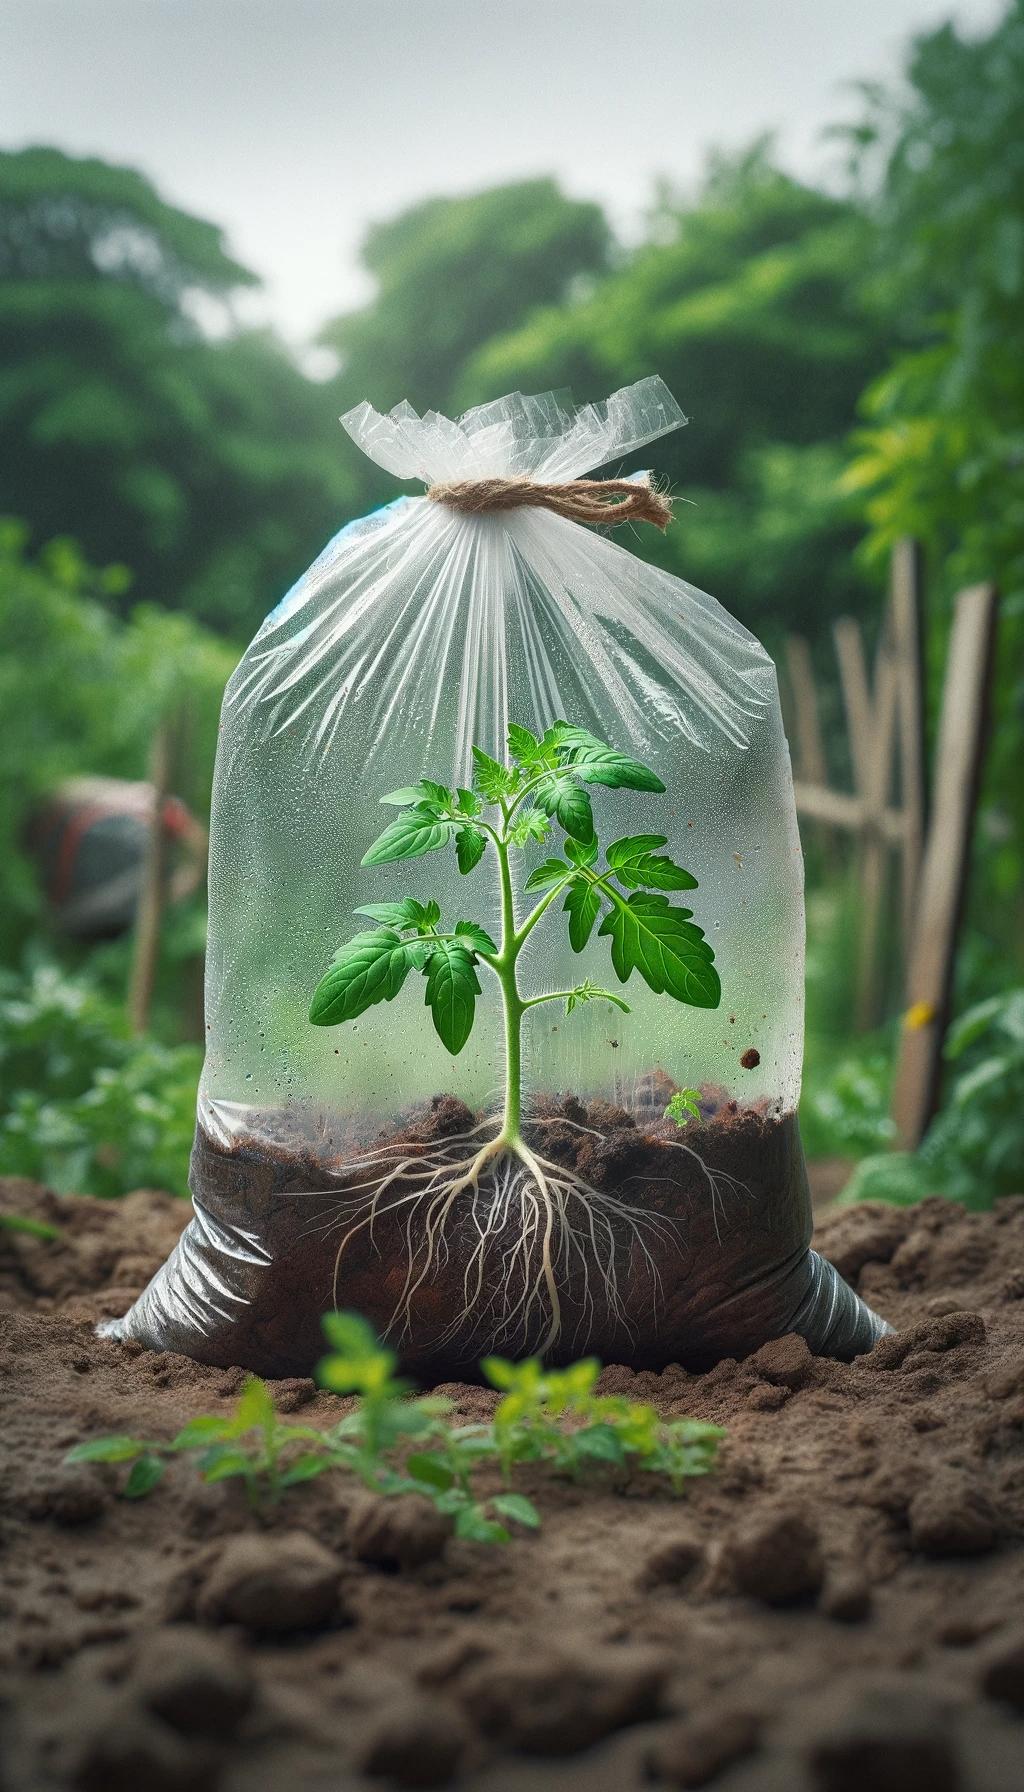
308, 721, 723, 1352
68, 1312, 723, 1541
664, 1088, 702, 1128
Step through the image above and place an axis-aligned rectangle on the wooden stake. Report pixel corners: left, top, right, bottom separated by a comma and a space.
854, 641, 899, 1031
128, 720, 173, 1036
889, 538, 927, 952
784, 634, 837, 863
834, 613, 900, 1030
833, 616, 874, 796
891, 583, 999, 1147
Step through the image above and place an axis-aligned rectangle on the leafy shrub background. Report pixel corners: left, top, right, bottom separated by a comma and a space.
0, 964, 199, 1198
841, 990, 1024, 1210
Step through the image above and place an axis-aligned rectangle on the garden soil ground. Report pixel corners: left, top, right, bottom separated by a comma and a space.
2, 1177, 1024, 1791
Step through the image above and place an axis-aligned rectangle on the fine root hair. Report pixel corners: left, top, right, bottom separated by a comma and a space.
301, 1118, 748, 1357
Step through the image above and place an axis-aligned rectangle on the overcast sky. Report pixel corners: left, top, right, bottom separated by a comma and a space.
1, 0, 1004, 345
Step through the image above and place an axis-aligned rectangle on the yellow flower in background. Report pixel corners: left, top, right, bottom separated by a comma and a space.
904, 1000, 936, 1031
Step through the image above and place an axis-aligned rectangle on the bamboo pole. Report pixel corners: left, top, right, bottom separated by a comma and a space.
127, 720, 173, 1035
890, 583, 999, 1147
889, 538, 928, 953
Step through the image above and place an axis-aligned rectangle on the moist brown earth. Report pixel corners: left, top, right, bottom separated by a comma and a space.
3, 1176, 1024, 1791
138, 1087, 860, 1376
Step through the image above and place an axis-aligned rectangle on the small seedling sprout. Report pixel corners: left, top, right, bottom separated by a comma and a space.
664, 1088, 702, 1128
307, 722, 732, 1351
68, 1313, 724, 1540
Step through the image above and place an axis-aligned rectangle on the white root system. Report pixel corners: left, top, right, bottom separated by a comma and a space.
303, 1119, 748, 1358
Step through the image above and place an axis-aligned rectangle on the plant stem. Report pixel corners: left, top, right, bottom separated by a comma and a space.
494, 832, 524, 1142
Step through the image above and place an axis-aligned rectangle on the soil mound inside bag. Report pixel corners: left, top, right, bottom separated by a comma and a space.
106, 379, 889, 1374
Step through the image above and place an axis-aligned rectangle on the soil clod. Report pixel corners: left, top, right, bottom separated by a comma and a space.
347, 1493, 451, 1571
979, 1627, 1024, 1710
131, 1625, 254, 1736
907, 1475, 999, 1557
458, 1644, 668, 1755
356, 1693, 469, 1787
723, 1507, 824, 1605
196, 1532, 344, 1634
805, 1682, 959, 1792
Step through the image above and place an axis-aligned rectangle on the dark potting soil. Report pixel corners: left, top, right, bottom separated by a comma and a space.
110, 1079, 886, 1378
2, 1176, 1024, 1792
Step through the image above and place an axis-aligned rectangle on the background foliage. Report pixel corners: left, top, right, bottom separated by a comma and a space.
1, 2, 1021, 1202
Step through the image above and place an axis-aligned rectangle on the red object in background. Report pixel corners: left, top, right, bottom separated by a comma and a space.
27, 777, 207, 940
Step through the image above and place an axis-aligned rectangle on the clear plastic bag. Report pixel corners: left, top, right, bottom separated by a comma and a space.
107, 379, 889, 1375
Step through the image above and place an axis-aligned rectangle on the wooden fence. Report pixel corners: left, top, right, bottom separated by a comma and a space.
783, 539, 999, 1148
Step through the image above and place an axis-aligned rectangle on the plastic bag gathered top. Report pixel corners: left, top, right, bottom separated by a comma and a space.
107, 378, 890, 1376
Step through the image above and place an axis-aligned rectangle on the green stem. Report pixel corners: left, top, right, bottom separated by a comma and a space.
514, 876, 572, 951
494, 833, 524, 1141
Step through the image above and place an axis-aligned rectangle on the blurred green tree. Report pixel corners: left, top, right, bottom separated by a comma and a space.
460, 146, 897, 639
321, 178, 612, 421
842, 0, 1024, 957
0, 148, 353, 632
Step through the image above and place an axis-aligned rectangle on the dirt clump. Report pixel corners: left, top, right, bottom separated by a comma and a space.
908, 1474, 1000, 1557
721, 1505, 825, 1605
805, 1681, 961, 1792
355, 1693, 470, 1786
347, 1492, 451, 1570
195, 1532, 344, 1634
457, 1643, 669, 1754
131, 1625, 254, 1737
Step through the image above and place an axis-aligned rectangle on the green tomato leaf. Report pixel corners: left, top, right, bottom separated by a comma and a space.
66, 1436, 146, 1464
454, 1505, 510, 1545
424, 941, 481, 1055
479, 1355, 520, 1391
309, 930, 418, 1025
472, 745, 516, 801
490, 1492, 541, 1529
598, 893, 720, 1008
524, 857, 570, 893
362, 806, 456, 866
665, 1088, 702, 1127
455, 787, 480, 817
564, 877, 602, 952
606, 835, 698, 891
198, 1449, 255, 1485
509, 808, 550, 847
353, 898, 441, 933
453, 920, 497, 955
170, 1415, 234, 1449
124, 1454, 167, 1499
234, 1377, 276, 1433
507, 723, 542, 765
571, 1424, 626, 1466
379, 780, 451, 811
279, 1454, 334, 1487
405, 1451, 455, 1492
321, 1309, 387, 1360
455, 825, 487, 874
565, 834, 599, 868
535, 776, 595, 843
378, 786, 429, 807
553, 728, 665, 792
